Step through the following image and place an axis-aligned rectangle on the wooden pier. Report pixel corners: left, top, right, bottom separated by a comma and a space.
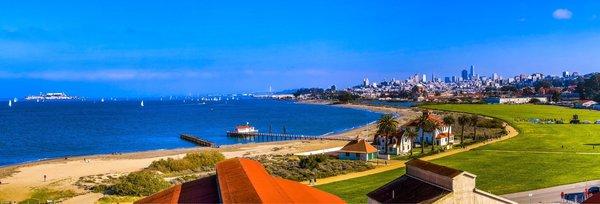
180, 134, 217, 147
226, 132, 355, 141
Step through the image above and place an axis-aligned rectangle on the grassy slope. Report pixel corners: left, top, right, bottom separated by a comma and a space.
317, 168, 405, 204
318, 104, 600, 202
425, 104, 600, 194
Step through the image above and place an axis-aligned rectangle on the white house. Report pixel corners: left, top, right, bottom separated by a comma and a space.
374, 130, 412, 155
407, 111, 454, 149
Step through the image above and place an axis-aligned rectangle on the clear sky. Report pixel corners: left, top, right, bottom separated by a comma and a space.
1, 0, 600, 97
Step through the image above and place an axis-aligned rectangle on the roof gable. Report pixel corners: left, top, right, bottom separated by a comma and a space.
340, 139, 378, 153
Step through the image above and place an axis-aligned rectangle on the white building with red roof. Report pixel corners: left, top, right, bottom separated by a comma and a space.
407, 111, 454, 149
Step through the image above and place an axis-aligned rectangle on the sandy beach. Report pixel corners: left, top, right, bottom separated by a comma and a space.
0, 102, 418, 203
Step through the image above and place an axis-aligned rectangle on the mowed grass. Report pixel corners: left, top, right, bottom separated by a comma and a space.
425, 104, 600, 194
318, 104, 600, 201
317, 168, 405, 204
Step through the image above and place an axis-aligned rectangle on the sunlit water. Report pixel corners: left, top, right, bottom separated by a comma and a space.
0, 98, 380, 166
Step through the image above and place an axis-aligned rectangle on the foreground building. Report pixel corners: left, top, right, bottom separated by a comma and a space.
337, 139, 378, 161
367, 159, 516, 204
136, 158, 345, 204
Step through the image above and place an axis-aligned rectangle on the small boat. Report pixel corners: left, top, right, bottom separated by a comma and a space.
8, 100, 12, 107
140, 100, 144, 107
13, 98, 17, 103
101, 98, 105, 103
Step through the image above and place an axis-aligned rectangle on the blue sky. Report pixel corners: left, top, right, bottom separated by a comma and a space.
1, 0, 600, 97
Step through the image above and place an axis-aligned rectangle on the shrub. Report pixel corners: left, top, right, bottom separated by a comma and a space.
108, 171, 170, 196
148, 150, 225, 173
19, 188, 77, 204
255, 154, 374, 181
477, 118, 504, 128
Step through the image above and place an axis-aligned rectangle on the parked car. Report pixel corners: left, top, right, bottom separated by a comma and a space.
589, 186, 600, 194
595, 120, 600, 124
564, 192, 585, 203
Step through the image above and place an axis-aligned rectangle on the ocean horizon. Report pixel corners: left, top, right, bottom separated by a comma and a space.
0, 98, 381, 166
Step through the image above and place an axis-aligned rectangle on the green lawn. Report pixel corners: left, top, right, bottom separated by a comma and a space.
317, 168, 405, 204
318, 104, 600, 202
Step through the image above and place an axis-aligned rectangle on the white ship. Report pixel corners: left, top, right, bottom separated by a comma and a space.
26, 93, 75, 101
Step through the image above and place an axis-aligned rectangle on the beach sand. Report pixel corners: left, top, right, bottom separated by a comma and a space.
0, 103, 418, 203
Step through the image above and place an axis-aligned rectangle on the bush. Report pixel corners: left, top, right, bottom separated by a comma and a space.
255, 154, 374, 181
108, 171, 170, 196
19, 188, 77, 204
477, 118, 504, 128
148, 150, 225, 173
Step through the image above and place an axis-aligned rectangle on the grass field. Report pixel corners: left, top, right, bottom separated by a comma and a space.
318, 104, 600, 202
317, 168, 405, 204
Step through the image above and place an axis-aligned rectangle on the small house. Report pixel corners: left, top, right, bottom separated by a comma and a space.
374, 130, 412, 155
338, 139, 378, 161
407, 111, 454, 149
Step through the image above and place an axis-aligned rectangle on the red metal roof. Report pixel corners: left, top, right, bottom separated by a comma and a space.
137, 158, 345, 204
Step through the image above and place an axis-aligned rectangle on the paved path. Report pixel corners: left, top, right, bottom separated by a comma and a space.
312, 124, 519, 185
502, 180, 600, 203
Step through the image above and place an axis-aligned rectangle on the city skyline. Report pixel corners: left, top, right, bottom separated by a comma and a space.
2, 1, 600, 97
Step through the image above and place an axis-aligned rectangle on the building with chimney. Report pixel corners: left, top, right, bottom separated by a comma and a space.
367, 159, 516, 204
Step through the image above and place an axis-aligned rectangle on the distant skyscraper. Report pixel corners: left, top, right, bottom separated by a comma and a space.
363, 78, 369, 87
469, 65, 475, 80
562, 71, 570, 78
444, 77, 451, 83
422, 74, 427, 83
492, 73, 499, 81
461, 69, 469, 81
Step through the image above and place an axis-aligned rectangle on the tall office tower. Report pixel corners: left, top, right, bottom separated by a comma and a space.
444, 77, 451, 83
452, 76, 458, 82
422, 74, 427, 83
363, 78, 369, 87
469, 65, 475, 80
562, 71, 570, 78
492, 73, 499, 81
461, 69, 469, 81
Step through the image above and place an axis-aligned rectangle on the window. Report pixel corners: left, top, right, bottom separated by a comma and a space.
345, 152, 350, 157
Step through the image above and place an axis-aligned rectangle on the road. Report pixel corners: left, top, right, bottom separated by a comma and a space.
502, 180, 600, 203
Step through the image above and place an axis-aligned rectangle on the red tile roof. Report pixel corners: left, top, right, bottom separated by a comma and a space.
137, 158, 345, 204
406, 112, 445, 127
435, 133, 453, 139
339, 139, 378, 153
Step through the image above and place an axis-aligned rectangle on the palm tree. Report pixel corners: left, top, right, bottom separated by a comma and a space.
418, 117, 435, 154
470, 115, 480, 141
457, 115, 470, 147
404, 127, 418, 156
425, 120, 440, 152
443, 115, 456, 147
376, 114, 398, 154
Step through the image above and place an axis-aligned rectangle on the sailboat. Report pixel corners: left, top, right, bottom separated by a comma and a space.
8, 100, 12, 107
13, 98, 17, 103
140, 100, 144, 107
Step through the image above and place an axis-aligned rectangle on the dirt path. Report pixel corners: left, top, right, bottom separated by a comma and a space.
313, 124, 519, 185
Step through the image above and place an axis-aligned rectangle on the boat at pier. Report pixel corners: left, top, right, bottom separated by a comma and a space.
227, 122, 258, 136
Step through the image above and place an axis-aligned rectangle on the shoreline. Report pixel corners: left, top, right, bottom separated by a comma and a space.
0, 100, 386, 169
0, 102, 418, 203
